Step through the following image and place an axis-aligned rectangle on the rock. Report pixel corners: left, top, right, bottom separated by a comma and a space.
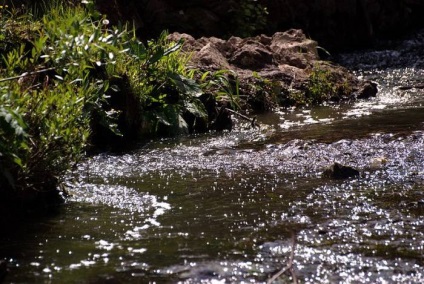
229, 40, 274, 70
211, 105, 232, 132
369, 156, 388, 170
270, 29, 319, 68
167, 33, 197, 49
356, 81, 379, 99
169, 29, 377, 111
196, 43, 231, 70
322, 162, 360, 179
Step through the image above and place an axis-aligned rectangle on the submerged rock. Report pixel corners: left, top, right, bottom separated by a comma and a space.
322, 162, 360, 179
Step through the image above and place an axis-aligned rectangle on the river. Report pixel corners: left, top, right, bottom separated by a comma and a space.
1, 30, 424, 283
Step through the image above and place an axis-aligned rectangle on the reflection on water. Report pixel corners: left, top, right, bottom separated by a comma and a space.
3, 128, 424, 283
1, 31, 424, 283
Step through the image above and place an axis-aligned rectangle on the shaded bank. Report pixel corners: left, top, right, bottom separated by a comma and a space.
93, 0, 424, 51
5, 0, 424, 51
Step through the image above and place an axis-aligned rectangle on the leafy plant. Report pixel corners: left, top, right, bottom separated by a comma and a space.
125, 31, 207, 136
0, 0, 214, 197
0, 1, 129, 194
306, 66, 336, 104
0, 104, 28, 190
246, 71, 280, 111
231, 0, 268, 38
200, 69, 241, 110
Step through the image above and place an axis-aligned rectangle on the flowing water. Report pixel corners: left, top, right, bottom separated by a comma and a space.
1, 31, 424, 283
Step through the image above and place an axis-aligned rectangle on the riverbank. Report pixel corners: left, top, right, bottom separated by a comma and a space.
0, 1, 378, 213
95, 0, 424, 52
1, 3, 424, 282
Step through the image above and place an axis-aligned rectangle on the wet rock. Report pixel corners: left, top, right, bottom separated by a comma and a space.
211, 105, 232, 132
322, 162, 360, 179
369, 156, 388, 170
357, 81, 379, 99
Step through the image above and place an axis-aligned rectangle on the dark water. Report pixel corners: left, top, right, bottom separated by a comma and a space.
1, 31, 424, 283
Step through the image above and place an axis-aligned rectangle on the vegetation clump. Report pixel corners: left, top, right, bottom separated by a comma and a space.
280, 65, 354, 107
0, 1, 234, 211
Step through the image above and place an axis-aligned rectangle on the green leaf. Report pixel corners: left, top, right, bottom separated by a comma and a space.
147, 47, 165, 65
185, 100, 207, 118
163, 40, 182, 56
200, 71, 211, 81
168, 72, 202, 97
12, 154, 23, 168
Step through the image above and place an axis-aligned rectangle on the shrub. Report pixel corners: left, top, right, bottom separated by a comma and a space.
0, 0, 212, 201
199, 69, 241, 110
306, 67, 336, 104
0, 2, 102, 194
125, 31, 207, 137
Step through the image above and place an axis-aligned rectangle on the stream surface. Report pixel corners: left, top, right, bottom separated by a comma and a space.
1, 30, 424, 283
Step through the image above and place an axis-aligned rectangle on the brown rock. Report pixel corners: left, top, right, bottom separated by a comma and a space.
229, 40, 274, 70
168, 29, 377, 110
195, 43, 231, 70
271, 29, 319, 68
356, 81, 378, 99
